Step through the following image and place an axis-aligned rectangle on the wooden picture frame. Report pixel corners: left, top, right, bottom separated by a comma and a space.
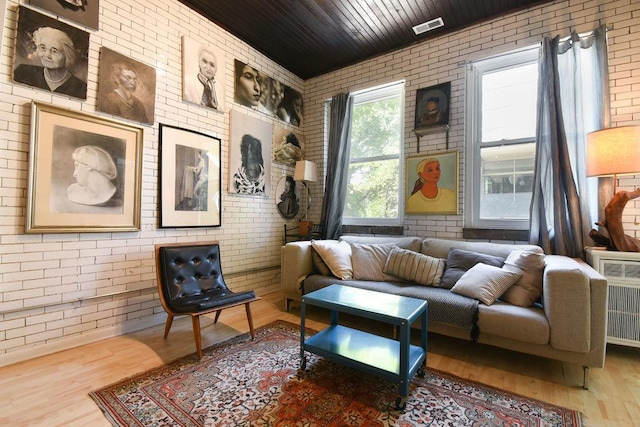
26, 102, 143, 233
159, 124, 222, 228
405, 151, 459, 215
414, 82, 451, 131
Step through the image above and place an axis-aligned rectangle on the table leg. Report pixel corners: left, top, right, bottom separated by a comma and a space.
300, 300, 307, 370
398, 319, 410, 400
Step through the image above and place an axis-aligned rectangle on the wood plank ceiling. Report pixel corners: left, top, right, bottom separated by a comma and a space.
178, 0, 554, 80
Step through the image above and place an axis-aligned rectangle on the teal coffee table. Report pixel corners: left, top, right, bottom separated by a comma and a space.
300, 284, 428, 410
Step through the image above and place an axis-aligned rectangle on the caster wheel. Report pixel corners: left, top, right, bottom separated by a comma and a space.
395, 396, 407, 411
417, 366, 426, 378
300, 357, 307, 370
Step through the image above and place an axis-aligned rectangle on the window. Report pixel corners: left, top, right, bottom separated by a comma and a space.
343, 81, 404, 225
465, 48, 539, 229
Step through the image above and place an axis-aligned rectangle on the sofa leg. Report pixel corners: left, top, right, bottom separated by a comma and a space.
286, 298, 291, 311
582, 366, 589, 390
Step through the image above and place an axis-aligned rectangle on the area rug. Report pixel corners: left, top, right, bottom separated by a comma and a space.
90, 320, 583, 426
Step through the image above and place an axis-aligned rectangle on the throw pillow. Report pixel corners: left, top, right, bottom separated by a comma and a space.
450, 263, 522, 305
383, 246, 445, 286
439, 248, 505, 289
500, 249, 546, 307
310, 240, 353, 280
350, 243, 398, 281
311, 243, 332, 276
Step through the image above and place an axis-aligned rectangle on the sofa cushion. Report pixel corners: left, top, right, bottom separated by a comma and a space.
478, 301, 549, 344
350, 242, 398, 282
422, 238, 543, 260
340, 235, 423, 252
450, 263, 521, 305
439, 248, 505, 289
500, 249, 546, 307
310, 240, 353, 280
383, 246, 445, 286
311, 244, 332, 276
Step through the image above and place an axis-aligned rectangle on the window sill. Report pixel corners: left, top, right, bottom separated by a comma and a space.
342, 224, 404, 236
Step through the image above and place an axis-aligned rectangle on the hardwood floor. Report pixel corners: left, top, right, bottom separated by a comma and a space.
0, 291, 638, 426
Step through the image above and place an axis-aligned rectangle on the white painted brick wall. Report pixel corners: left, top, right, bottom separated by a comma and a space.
304, 0, 640, 240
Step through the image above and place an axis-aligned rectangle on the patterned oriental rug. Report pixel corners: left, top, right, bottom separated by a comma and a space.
90, 320, 583, 426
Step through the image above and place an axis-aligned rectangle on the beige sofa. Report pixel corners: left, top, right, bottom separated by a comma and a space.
281, 236, 608, 389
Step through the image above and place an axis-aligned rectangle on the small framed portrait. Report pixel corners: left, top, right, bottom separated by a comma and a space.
158, 124, 222, 228
96, 47, 156, 125
28, 0, 100, 31
13, 6, 90, 100
26, 102, 143, 233
229, 109, 272, 196
405, 151, 459, 215
275, 175, 302, 219
414, 82, 451, 130
273, 124, 304, 165
182, 36, 226, 112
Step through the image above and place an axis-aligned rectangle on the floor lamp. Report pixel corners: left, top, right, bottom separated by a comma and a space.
294, 160, 318, 237
587, 126, 640, 251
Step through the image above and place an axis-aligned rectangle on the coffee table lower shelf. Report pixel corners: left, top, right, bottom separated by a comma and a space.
301, 324, 426, 408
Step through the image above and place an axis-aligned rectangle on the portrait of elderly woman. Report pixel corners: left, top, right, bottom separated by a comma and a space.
97, 47, 156, 124
13, 6, 89, 99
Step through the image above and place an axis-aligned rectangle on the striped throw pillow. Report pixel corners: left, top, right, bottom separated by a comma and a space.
383, 246, 445, 286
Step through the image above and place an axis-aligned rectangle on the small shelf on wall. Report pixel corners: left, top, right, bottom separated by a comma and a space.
413, 125, 450, 152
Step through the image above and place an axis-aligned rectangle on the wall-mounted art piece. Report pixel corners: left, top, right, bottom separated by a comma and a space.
234, 59, 303, 127
405, 151, 459, 215
28, 0, 99, 31
229, 109, 272, 196
275, 175, 301, 219
26, 102, 143, 233
13, 6, 90, 99
96, 47, 156, 125
159, 124, 222, 228
414, 82, 451, 131
182, 36, 226, 113
273, 124, 304, 165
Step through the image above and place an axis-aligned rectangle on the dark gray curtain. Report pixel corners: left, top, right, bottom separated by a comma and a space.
530, 26, 609, 257
320, 93, 353, 239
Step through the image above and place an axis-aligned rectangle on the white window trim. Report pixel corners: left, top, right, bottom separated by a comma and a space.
464, 47, 539, 230
343, 80, 405, 226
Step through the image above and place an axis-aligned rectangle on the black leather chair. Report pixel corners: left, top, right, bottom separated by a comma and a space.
154, 241, 259, 358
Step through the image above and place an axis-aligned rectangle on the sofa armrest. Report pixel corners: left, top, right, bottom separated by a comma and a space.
542, 255, 607, 355
281, 241, 315, 301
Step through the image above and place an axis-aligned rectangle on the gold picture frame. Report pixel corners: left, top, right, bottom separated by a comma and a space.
26, 102, 143, 233
405, 151, 459, 215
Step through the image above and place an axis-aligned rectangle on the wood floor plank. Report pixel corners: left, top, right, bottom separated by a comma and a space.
0, 291, 637, 426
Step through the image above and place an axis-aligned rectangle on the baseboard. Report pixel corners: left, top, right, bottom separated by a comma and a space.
0, 313, 166, 368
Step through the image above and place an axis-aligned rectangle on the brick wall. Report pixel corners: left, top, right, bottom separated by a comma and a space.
304, 0, 640, 239
0, 0, 302, 367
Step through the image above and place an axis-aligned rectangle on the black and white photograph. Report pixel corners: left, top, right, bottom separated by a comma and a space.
273, 125, 304, 165
229, 109, 272, 196
275, 175, 301, 219
96, 47, 156, 125
29, 0, 100, 30
13, 6, 90, 99
26, 102, 143, 233
414, 82, 451, 130
159, 124, 221, 228
234, 59, 304, 127
182, 36, 226, 112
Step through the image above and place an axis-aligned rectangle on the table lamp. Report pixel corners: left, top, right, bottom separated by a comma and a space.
587, 125, 640, 251
294, 160, 318, 237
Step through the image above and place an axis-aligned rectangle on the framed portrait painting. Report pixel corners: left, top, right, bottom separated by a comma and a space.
159, 124, 222, 228
28, 0, 100, 30
13, 6, 90, 100
405, 151, 459, 215
414, 82, 451, 130
26, 102, 143, 233
273, 124, 304, 165
96, 47, 156, 125
229, 109, 272, 196
182, 36, 226, 113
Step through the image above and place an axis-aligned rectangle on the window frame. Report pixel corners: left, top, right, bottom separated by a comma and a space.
342, 81, 405, 226
464, 47, 539, 230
